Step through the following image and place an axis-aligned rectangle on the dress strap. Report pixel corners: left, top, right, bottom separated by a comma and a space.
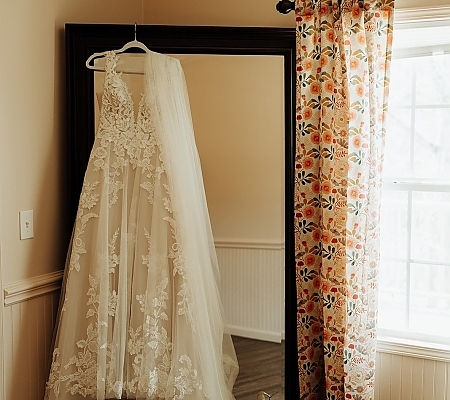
104, 51, 119, 74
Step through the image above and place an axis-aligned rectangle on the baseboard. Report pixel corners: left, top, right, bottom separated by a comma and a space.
229, 324, 282, 343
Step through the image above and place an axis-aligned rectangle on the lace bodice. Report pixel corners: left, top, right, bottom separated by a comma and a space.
94, 52, 159, 173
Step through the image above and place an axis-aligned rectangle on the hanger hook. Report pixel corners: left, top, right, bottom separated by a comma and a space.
134, 22, 137, 41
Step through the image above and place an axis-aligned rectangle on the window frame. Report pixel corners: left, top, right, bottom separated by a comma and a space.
377, 5, 450, 354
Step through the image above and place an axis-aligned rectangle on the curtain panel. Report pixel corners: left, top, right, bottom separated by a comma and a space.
294, 1, 394, 399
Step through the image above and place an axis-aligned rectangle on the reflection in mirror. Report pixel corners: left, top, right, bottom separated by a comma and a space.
94, 53, 285, 399
182, 54, 285, 400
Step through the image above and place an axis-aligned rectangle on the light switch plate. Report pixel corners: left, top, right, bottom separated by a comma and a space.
19, 210, 34, 240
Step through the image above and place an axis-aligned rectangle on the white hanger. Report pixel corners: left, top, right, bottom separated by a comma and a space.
85, 23, 151, 72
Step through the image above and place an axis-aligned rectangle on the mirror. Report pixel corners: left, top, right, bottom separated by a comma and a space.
66, 24, 298, 398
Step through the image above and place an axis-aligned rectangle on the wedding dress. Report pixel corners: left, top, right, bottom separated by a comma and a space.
45, 51, 239, 400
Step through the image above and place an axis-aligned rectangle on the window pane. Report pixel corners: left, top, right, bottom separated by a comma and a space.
410, 263, 450, 338
378, 261, 408, 331
380, 20, 450, 344
384, 109, 412, 178
413, 108, 450, 179
415, 54, 450, 106
379, 190, 408, 259
388, 57, 414, 106
393, 25, 450, 59
411, 191, 450, 263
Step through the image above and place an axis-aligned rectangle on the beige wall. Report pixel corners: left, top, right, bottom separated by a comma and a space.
0, 0, 58, 285
144, 0, 293, 27
181, 55, 284, 243
0, 0, 144, 286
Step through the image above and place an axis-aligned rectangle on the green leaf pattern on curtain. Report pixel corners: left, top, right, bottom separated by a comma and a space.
294, 1, 394, 399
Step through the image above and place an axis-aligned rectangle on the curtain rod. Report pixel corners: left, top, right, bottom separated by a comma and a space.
276, 0, 295, 14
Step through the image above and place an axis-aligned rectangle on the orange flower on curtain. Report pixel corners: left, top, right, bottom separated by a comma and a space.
294, 1, 394, 399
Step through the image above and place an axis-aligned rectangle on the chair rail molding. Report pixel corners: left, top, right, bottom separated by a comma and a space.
3, 270, 64, 307
214, 239, 285, 250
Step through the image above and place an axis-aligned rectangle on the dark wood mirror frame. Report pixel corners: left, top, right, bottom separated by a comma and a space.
65, 23, 299, 398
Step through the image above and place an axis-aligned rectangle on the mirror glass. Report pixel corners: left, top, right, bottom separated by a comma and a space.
93, 53, 285, 399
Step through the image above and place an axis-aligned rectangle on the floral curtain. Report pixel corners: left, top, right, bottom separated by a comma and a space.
294, 1, 394, 399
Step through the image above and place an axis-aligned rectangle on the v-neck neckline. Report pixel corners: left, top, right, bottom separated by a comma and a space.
106, 51, 148, 126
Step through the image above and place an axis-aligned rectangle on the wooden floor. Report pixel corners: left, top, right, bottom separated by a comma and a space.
232, 336, 284, 400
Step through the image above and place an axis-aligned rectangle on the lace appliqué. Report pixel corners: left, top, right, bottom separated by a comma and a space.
127, 278, 172, 397
171, 355, 203, 400
108, 228, 120, 273
127, 279, 203, 399
46, 276, 100, 398
69, 180, 100, 274
165, 216, 196, 331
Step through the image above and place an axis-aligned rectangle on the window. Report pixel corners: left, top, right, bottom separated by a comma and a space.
378, 9, 450, 346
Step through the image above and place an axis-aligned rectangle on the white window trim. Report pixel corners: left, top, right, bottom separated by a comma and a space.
394, 6, 450, 26
378, 5, 450, 359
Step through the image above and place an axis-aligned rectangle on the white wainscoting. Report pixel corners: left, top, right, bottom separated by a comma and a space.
2, 271, 62, 400
375, 341, 450, 400
215, 239, 285, 343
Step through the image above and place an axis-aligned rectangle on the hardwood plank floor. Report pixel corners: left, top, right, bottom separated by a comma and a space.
232, 336, 284, 400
